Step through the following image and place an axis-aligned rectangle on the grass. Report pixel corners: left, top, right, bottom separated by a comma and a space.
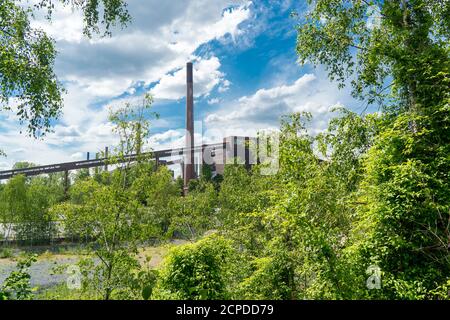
0, 242, 176, 266
0, 247, 14, 259
0, 243, 90, 263
39, 250, 54, 260
137, 239, 189, 268
36, 283, 98, 300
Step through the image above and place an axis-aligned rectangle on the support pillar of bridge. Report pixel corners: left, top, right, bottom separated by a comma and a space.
64, 170, 69, 198
223, 136, 253, 169
155, 154, 159, 170
94, 153, 99, 175
104, 146, 109, 171
245, 136, 250, 170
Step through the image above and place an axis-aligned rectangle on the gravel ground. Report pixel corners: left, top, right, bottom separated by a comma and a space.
0, 257, 78, 289
0, 239, 184, 290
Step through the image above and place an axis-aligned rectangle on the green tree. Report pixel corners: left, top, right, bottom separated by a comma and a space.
131, 165, 180, 238
0, 175, 27, 243
296, 0, 449, 111
51, 94, 158, 300
0, 172, 63, 244
73, 168, 90, 182
12, 162, 36, 169
1, 0, 130, 137
169, 181, 218, 240
214, 111, 380, 299
346, 109, 450, 299
296, 0, 450, 298
56, 179, 144, 299
17, 176, 61, 244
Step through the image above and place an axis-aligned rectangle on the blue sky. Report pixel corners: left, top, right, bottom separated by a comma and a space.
0, 0, 362, 170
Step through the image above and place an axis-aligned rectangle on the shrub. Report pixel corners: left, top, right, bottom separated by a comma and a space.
237, 255, 293, 300
155, 234, 233, 299
0, 247, 14, 259
0, 254, 37, 300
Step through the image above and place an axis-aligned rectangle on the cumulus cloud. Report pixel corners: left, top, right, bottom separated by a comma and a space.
207, 98, 221, 105
70, 152, 85, 161
47, 1, 251, 97
149, 130, 183, 144
218, 79, 231, 93
204, 72, 355, 139
150, 56, 225, 100
54, 125, 81, 138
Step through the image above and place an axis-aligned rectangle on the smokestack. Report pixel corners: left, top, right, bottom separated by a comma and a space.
184, 62, 195, 190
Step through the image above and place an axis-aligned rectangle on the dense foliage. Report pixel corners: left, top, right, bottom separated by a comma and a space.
0, 171, 64, 244
154, 234, 233, 300
0, 0, 448, 300
295, 0, 450, 299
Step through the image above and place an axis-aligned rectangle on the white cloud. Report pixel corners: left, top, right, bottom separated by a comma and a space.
29, 1, 85, 43
70, 152, 85, 160
0, 161, 10, 171
218, 79, 231, 93
166, 3, 251, 54
53, 125, 81, 138
0, 133, 76, 166
204, 72, 355, 138
46, 1, 251, 97
149, 130, 183, 144
207, 98, 221, 105
150, 56, 225, 100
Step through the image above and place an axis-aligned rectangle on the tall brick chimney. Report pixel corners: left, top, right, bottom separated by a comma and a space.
184, 62, 195, 191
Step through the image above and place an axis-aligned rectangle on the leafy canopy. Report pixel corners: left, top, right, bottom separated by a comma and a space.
0, 0, 130, 137
296, 0, 449, 110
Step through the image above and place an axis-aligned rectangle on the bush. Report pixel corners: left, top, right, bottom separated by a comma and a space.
167, 182, 218, 240
0, 254, 37, 300
155, 234, 233, 300
0, 247, 14, 259
237, 255, 293, 300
